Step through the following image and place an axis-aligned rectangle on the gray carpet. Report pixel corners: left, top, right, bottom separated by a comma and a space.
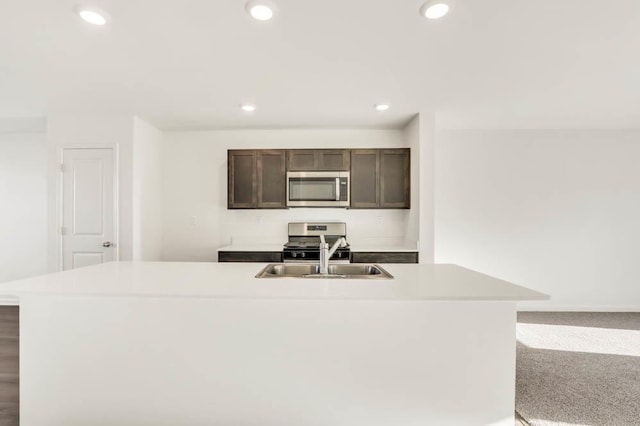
516, 312, 640, 426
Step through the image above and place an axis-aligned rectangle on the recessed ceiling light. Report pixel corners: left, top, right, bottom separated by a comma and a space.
245, 0, 277, 21
420, 1, 451, 20
241, 104, 257, 112
74, 5, 110, 26
375, 104, 390, 112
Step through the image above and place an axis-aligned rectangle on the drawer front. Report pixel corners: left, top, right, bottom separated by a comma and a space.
351, 252, 418, 264
218, 251, 283, 263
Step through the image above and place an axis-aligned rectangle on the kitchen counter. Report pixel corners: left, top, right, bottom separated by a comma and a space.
217, 244, 284, 252
350, 245, 418, 252
0, 261, 546, 301
217, 241, 419, 253
2, 261, 547, 426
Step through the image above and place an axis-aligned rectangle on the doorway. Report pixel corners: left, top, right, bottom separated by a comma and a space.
60, 148, 117, 270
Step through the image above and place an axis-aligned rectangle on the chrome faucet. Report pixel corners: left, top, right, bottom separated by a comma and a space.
319, 234, 347, 274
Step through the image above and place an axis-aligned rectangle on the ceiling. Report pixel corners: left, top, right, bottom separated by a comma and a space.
0, 0, 638, 130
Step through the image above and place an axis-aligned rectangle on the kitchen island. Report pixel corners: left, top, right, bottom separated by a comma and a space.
0, 261, 547, 426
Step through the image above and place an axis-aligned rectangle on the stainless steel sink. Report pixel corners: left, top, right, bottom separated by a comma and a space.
255, 263, 393, 279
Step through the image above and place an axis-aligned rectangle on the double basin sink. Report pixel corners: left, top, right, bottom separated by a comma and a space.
255, 263, 393, 279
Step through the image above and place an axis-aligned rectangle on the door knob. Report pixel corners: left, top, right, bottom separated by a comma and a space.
102, 241, 112, 248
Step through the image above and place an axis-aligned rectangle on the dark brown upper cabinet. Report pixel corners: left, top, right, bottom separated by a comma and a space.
350, 148, 410, 209
350, 149, 379, 208
229, 148, 408, 210
318, 150, 350, 170
380, 149, 410, 208
228, 150, 286, 209
288, 149, 350, 171
257, 150, 287, 208
228, 150, 257, 208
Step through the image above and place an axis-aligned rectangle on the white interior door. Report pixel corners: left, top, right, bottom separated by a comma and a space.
62, 148, 116, 270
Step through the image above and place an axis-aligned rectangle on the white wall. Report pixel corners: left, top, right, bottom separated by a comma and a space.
162, 129, 411, 261
0, 117, 46, 134
403, 113, 435, 263
133, 118, 164, 261
0, 132, 48, 283
435, 129, 640, 310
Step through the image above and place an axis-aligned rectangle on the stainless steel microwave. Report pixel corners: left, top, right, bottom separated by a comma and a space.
287, 171, 350, 207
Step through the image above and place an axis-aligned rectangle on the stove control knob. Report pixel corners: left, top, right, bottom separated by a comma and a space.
300, 252, 305, 258
292, 252, 297, 258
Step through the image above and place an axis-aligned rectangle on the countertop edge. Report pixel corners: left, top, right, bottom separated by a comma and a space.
217, 245, 420, 253
0, 291, 548, 302
0, 262, 550, 302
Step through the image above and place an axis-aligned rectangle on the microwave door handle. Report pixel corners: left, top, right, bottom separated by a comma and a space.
335, 178, 340, 201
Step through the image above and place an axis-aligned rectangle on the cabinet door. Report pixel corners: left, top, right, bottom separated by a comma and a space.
288, 150, 318, 171
228, 150, 257, 208
351, 252, 418, 264
380, 149, 410, 208
218, 251, 283, 262
350, 149, 379, 208
257, 150, 286, 208
318, 150, 350, 171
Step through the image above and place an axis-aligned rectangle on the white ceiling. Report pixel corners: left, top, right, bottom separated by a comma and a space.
0, 0, 638, 130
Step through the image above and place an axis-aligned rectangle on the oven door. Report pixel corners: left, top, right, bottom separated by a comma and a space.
287, 172, 349, 207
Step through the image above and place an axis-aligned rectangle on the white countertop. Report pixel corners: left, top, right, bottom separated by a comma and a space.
0, 261, 548, 302
349, 244, 418, 252
217, 241, 419, 253
218, 244, 285, 252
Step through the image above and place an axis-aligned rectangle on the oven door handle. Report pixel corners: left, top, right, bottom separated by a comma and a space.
335, 178, 340, 201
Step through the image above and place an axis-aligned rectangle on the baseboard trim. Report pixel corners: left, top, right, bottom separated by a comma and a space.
518, 303, 640, 312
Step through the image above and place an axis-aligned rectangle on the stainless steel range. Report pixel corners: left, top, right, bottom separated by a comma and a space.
283, 222, 350, 263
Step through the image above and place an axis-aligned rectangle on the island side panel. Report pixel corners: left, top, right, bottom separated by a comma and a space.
20, 295, 516, 426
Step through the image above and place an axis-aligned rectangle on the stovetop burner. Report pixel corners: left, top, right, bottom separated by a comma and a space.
284, 238, 350, 249
283, 222, 350, 263
284, 241, 318, 248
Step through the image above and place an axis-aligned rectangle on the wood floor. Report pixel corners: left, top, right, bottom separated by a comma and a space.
0, 305, 528, 426
0, 306, 18, 426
